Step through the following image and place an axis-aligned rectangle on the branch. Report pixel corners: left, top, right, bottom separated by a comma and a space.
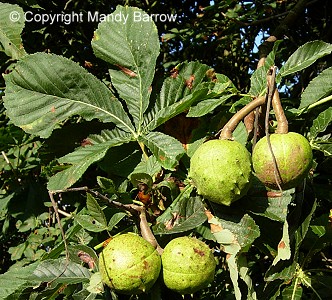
258, 0, 311, 59
51, 187, 163, 253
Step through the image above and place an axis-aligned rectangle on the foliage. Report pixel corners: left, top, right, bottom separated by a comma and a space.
0, 1, 332, 300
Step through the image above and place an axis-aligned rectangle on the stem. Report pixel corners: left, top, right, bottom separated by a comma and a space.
137, 206, 164, 255
265, 67, 283, 192
265, 66, 288, 133
305, 94, 332, 112
219, 96, 266, 140
48, 192, 70, 283
138, 141, 149, 161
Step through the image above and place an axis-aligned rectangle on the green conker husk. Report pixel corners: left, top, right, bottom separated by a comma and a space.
99, 233, 161, 295
252, 132, 313, 190
189, 139, 252, 206
161, 237, 216, 294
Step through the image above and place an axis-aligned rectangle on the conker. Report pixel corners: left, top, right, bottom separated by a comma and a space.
252, 132, 313, 190
189, 139, 252, 206
161, 237, 216, 294
99, 233, 161, 295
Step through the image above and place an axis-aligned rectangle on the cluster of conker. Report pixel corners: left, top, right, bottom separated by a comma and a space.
189, 90, 313, 206
99, 233, 216, 295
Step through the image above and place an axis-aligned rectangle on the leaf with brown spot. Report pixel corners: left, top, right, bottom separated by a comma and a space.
115, 64, 137, 77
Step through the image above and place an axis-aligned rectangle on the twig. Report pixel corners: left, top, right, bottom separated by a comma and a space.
57, 209, 72, 218
221, 11, 288, 27
48, 191, 70, 284
51, 187, 163, 253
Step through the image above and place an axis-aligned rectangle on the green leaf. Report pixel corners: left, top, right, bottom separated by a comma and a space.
281, 280, 303, 300
131, 155, 162, 178
47, 129, 132, 190
130, 173, 153, 188
108, 212, 127, 230
312, 141, 332, 156
238, 255, 257, 300
300, 66, 332, 109
144, 61, 211, 131
86, 194, 107, 227
227, 254, 242, 300
233, 121, 248, 146
3, 53, 135, 138
0, 3, 26, 59
187, 94, 233, 117
153, 192, 207, 235
139, 132, 185, 169
92, 6, 160, 132
75, 214, 107, 232
207, 211, 260, 254
247, 186, 294, 222
87, 272, 104, 294
309, 107, 332, 139
97, 176, 116, 194
249, 41, 281, 96
145, 87, 209, 131
98, 141, 142, 178
249, 66, 268, 97
279, 41, 332, 78
67, 245, 99, 271
30, 259, 91, 284
0, 262, 40, 299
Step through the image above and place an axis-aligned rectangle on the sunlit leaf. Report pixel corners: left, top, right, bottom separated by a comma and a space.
279, 41, 332, 77
86, 194, 107, 227
300, 66, 332, 109
47, 129, 132, 190
272, 220, 291, 265
139, 132, 185, 169
3, 53, 135, 138
30, 259, 91, 284
309, 107, 332, 139
0, 3, 26, 59
92, 6, 160, 132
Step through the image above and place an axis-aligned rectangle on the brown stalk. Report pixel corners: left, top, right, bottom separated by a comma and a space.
219, 95, 266, 140
272, 88, 288, 134
245, 0, 311, 137
266, 67, 283, 192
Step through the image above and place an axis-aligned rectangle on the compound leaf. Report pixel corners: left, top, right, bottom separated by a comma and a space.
92, 6, 160, 132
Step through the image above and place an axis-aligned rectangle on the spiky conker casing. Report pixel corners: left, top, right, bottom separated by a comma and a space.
99, 233, 161, 295
161, 237, 216, 294
252, 132, 313, 190
189, 139, 252, 206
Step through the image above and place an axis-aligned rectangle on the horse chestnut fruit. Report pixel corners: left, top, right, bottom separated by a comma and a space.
99, 233, 161, 294
189, 139, 252, 206
252, 132, 313, 190
161, 237, 216, 294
